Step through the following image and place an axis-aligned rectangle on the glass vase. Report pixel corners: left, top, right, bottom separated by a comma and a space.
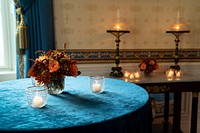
47, 77, 65, 95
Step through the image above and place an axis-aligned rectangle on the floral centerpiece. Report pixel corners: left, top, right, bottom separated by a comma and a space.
28, 49, 80, 94
139, 58, 159, 76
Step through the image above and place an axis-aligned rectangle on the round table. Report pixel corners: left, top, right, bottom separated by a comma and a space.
0, 76, 151, 133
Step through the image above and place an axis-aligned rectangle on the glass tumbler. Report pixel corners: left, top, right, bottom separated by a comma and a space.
26, 86, 48, 108
90, 76, 105, 93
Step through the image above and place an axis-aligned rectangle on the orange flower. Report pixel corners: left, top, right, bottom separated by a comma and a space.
48, 60, 60, 73
140, 63, 146, 70
149, 60, 155, 65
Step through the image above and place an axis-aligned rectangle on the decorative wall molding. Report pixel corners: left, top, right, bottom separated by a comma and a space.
60, 49, 200, 64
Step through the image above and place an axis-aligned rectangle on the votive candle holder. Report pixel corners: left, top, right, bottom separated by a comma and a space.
26, 86, 48, 108
90, 76, 105, 93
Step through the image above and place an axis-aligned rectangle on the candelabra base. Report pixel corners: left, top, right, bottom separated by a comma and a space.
170, 65, 180, 70
110, 66, 123, 77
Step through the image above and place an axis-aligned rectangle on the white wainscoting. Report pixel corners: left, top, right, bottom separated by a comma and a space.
0, 71, 16, 82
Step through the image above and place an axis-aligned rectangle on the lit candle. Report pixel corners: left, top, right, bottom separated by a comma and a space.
134, 72, 141, 79
124, 71, 130, 78
129, 73, 134, 79
174, 10, 181, 31
175, 71, 182, 78
92, 83, 101, 92
166, 69, 174, 78
32, 93, 44, 108
176, 71, 181, 77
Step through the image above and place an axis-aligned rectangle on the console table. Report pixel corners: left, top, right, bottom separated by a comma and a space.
0, 76, 151, 133
121, 72, 200, 133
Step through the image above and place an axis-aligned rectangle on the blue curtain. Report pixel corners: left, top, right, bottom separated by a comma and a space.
16, 0, 55, 78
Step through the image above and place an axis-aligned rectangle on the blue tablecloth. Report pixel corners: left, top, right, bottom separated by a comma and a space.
0, 76, 151, 133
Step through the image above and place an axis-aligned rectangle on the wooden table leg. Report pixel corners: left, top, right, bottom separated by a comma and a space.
190, 92, 199, 133
172, 92, 183, 133
163, 92, 169, 133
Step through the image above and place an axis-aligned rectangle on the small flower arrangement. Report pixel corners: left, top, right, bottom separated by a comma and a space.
28, 49, 80, 85
139, 58, 159, 76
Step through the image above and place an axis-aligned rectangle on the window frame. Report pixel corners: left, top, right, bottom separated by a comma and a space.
0, 0, 16, 72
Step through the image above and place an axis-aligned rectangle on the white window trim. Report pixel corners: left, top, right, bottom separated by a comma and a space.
0, 0, 16, 81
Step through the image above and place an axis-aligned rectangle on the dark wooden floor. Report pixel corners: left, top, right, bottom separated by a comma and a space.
152, 117, 174, 133
152, 123, 173, 133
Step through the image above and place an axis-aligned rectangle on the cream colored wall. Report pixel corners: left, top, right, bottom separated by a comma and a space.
53, 0, 200, 50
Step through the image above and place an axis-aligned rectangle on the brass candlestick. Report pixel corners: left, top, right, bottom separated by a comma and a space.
106, 30, 130, 77
166, 30, 190, 70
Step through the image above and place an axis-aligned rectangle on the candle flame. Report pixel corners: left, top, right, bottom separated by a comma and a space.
116, 25, 121, 30
175, 25, 180, 31
112, 22, 126, 31
173, 23, 182, 31
171, 23, 188, 31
